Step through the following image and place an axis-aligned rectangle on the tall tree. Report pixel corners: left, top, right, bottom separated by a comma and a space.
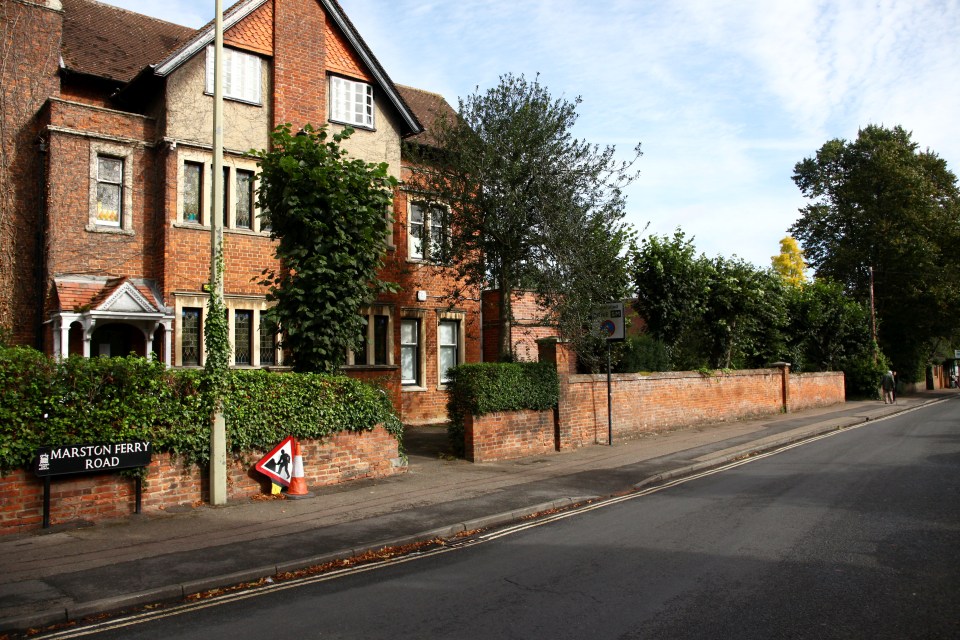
254, 124, 398, 372
406, 73, 641, 361
771, 236, 807, 286
630, 230, 710, 367
790, 125, 960, 380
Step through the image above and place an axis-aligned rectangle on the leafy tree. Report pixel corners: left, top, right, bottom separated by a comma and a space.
784, 279, 875, 371
790, 124, 960, 381
771, 236, 807, 286
702, 256, 787, 369
630, 230, 711, 368
253, 124, 398, 372
406, 73, 641, 363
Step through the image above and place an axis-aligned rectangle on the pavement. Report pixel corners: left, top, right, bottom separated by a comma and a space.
1, 389, 956, 634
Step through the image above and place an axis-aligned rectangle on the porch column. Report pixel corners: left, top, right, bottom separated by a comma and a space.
57, 320, 70, 359
142, 324, 155, 361
81, 317, 94, 358
163, 320, 173, 367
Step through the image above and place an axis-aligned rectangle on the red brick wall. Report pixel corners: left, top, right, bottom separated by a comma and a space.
459, 342, 845, 462
0, 1, 63, 346
0, 427, 402, 536
788, 372, 846, 411
560, 370, 786, 447
464, 410, 557, 462
482, 290, 558, 362
272, 0, 329, 129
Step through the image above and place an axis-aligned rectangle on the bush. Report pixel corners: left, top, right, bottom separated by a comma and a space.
445, 362, 559, 457
616, 334, 671, 373
0, 347, 401, 473
840, 350, 889, 399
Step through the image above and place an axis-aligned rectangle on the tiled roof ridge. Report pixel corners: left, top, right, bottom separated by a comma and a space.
395, 84, 450, 101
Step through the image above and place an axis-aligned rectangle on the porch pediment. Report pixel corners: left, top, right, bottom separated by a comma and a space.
99, 281, 157, 314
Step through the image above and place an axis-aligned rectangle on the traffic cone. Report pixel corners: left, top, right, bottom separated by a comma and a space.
285, 439, 312, 499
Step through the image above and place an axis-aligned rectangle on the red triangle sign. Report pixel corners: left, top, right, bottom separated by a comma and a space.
254, 436, 295, 487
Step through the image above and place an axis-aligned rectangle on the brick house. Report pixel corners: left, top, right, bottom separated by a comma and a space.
0, 0, 481, 424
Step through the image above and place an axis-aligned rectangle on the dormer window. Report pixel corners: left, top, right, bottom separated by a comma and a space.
205, 46, 262, 105
329, 76, 374, 129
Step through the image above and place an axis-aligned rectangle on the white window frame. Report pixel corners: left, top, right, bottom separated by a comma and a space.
205, 46, 262, 105
329, 75, 374, 129
438, 319, 460, 385
88, 142, 134, 234
400, 317, 421, 386
408, 201, 450, 262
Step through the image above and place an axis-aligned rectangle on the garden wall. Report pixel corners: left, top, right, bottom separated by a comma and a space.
560, 368, 787, 448
788, 371, 847, 411
461, 342, 845, 462
463, 409, 557, 462
0, 427, 403, 536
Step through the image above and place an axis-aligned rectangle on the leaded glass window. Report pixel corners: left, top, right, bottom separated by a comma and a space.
182, 308, 201, 366
183, 161, 203, 223
96, 156, 123, 226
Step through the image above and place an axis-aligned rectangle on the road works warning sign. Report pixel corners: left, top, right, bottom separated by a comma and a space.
254, 436, 295, 487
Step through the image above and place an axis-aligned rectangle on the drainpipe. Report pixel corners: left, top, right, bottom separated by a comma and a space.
35, 135, 49, 351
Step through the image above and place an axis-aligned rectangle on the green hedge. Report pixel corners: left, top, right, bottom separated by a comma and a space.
445, 362, 559, 457
0, 347, 401, 473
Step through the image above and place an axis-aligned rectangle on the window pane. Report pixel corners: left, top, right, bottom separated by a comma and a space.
99, 157, 122, 183
222, 167, 229, 227
374, 315, 389, 365
439, 320, 459, 383
236, 170, 254, 229
182, 308, 201, 366
259, 314, 275, 365
401, 347, 415, 383
330, 76, 374, 128
409, 204, 424, 259
207, 46, 261, 103
234, 310, 252, 365
440, 347, 456, 383
401, 319, 417, 344
439, 320, 457, 346
184, 162, 202, 223
401, 319, 419, 384
96, 183, 121, 224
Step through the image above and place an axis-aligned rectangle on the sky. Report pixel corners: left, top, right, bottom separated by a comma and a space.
101, 0, 960, 267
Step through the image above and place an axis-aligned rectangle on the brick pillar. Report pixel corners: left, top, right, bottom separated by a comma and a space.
538, 338, 576, 450
774, 362, 791, 412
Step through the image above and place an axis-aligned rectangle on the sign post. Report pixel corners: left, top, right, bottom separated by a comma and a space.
594, 303, 625, 446
34, 441, 152, 528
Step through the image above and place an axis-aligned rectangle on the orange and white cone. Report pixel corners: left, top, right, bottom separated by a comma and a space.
285, 439, 312, 499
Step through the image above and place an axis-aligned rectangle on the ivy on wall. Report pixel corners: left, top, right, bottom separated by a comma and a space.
0, 347, 401, 473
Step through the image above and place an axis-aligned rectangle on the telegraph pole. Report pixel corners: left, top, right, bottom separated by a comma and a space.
209, 0, 227, 505
869, 266, 878, 362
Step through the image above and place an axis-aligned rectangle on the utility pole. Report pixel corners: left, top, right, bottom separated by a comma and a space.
209, 0, 227, 505
869, 266, 878, 361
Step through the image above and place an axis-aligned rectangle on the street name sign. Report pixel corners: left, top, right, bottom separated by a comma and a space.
34, 441, 152, 477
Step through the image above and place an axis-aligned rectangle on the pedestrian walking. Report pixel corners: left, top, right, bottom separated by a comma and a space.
882, 370, 896, 404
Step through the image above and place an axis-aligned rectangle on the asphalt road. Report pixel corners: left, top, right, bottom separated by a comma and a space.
47, 399, 960, 639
